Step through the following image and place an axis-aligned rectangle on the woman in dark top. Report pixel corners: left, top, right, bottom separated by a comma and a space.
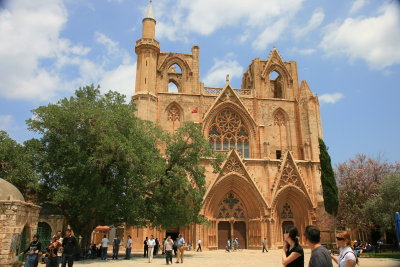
19, 234, 42, 267
282, 226, 304, 267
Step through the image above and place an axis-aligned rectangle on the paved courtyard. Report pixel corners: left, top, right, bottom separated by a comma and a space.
73, 249, 400, 267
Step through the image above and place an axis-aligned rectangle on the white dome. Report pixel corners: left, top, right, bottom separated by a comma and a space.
0, 178, 25, 202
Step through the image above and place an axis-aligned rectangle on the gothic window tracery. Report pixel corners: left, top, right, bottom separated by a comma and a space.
208, 109, 250, 158
281, 203, 294, 219
167, 104, 181, 122
274, 110, 286, 126
217, 193, 245, 219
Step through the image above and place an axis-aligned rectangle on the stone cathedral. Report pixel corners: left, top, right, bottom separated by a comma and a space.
125, 3, 331, 250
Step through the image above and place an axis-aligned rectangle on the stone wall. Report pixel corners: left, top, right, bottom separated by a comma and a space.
0, 201, 40, 267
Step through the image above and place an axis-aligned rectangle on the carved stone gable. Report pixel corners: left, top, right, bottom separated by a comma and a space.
224, 158, 245, 175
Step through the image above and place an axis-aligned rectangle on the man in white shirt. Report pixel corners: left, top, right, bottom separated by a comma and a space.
164, 236, 174, 265
147, 235, 156, 263
101, 235, 109, 260
125, 235, 133, 260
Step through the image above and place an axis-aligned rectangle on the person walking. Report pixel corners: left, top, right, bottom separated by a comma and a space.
154, 238, 159, 256
61, 229, 77, 267
143, 237, 148, 258
197, 239, 202, 252
173, 238, 178, 256
46, 236, 62, 267
147, 235, 156, 262
164, 236, 174, 265
281, 226, 304, 267
125, 235, 132, 260
19, 234, 42, 267
176, 234, 185, 263
101, 235, 109, 260
112, 236, 120, 259
331, 231, 357, 267
304, 225, 333, 267
262, 237, 268, 253
227, 239, 231, 252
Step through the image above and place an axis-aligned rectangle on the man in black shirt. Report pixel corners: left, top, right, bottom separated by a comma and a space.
62, 229, 77, 267
20, 234, 41, 267
143, 237, 148, 258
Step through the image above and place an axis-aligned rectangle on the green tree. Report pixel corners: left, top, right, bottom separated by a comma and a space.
0, 131, 39, 200
27, 85, 221, 245
364, 173, 400, 232
318, 138, 339, 215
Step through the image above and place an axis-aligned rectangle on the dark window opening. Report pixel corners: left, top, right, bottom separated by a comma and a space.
276, 150, 282, 159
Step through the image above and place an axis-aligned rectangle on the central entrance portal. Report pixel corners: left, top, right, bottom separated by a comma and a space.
218, 221, 247, 249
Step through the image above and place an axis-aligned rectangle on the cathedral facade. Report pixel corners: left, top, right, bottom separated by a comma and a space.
127, 3, 330, 249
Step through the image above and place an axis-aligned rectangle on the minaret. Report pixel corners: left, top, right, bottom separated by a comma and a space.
133, 1, 160, 121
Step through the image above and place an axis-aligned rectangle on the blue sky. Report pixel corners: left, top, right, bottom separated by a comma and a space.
0, 0, 399, 166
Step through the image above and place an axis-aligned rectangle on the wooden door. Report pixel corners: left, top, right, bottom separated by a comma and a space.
218, 221, 231, 249
233, 221, 247, 249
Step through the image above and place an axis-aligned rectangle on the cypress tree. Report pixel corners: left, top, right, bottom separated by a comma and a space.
318, 138, 339, 216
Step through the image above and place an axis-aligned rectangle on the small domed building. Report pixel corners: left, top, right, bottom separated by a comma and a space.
0, 178, 41, 266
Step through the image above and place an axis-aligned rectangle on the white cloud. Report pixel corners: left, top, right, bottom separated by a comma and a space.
204, 58, 243, 87
319, 93, 343, 104
294, 9, 325, 38
0, 0, 136, 101
293, 48, 316, 55
320, 2, 400, 69
350, 0, 367, 15
0, 115, 15, 131
100, 63, 136, 99
155, 0, 304, 50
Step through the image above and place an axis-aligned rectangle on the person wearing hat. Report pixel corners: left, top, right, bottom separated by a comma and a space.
19, 234, 42, 267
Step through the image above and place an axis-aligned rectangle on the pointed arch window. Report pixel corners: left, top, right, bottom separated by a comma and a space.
208, 108, 250, 158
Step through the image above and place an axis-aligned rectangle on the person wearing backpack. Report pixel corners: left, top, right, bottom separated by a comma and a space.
331, 231, 357, 267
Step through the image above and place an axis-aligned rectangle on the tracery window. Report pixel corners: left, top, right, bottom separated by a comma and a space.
217, 193, 245, 219
208, 109, 250, 158
167, 104, 181, 122
281, 202, 294, 219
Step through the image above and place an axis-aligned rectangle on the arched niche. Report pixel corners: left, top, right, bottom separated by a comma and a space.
271, 108, 292, 158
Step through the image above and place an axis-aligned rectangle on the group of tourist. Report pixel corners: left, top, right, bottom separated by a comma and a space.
19, 229, 77, 267
281, 225, 358, 267
20, 225, 365, 267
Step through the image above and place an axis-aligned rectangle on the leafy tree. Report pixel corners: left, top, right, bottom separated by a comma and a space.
364, 173, 400, 232
27, 85, 221, 245
318, 138, 339, 216
335, 154, 399, 231
0, 131, 39, 200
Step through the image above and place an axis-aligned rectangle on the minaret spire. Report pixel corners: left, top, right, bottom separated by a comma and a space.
145, 0, 155, 20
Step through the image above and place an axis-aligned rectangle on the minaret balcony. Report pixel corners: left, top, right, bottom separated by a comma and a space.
135, 38, 160, 50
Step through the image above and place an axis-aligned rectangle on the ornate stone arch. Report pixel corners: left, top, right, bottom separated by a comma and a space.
271, 185, 314, 246
203, 102, 257, 158
158, 55, 193, 75
167, 78, 182, 93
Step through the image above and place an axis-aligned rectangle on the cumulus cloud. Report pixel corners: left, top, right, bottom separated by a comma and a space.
203, 57, 243, 87
319, 93, 343, 104
320, 2, 400, 69
155, 0, 304, 49
294, 9, 325, 38
0, 0, 137, 101
292, 48, 316, 55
